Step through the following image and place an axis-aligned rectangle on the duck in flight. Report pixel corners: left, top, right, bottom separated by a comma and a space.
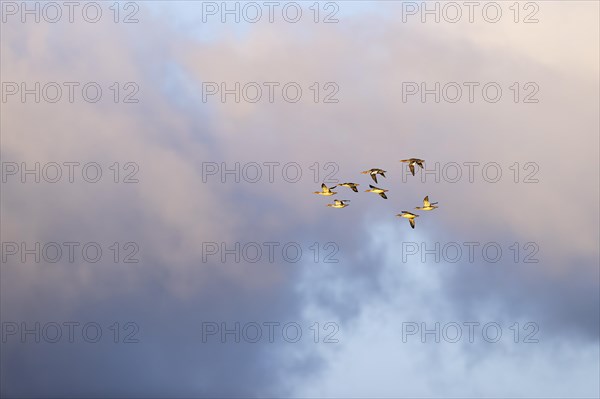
336, 182, 360, 192
397, 211, 419, 229
400, 158, 425, 176
415, 196, 438, 211
361, 168, 386, 184
327, 199, 350, 208
365, 185, 388, 199
313, 183, 337, 196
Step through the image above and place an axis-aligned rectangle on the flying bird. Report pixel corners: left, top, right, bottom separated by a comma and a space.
314, 183, 337, 196
415, 196, 439, 211
327, 199, 350, 208
361, 168, 386, 184
365, 184, 388, 199
400, 158, 425, 176
336, 182, 360, 192
397, 211, 419, 229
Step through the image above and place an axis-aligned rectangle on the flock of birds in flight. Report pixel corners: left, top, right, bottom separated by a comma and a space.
313, 158, 438, 229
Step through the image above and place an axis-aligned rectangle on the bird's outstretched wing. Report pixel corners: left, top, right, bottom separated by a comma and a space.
323, 183, 336, 193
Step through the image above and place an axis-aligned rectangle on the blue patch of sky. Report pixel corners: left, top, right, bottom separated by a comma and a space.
141, 1, 388, 43
142, 1, 252, 43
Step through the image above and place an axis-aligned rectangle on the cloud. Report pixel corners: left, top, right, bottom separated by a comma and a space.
1, 1, 598, 397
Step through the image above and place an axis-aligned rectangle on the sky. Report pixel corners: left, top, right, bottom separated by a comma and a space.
1, 1, 599, 397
